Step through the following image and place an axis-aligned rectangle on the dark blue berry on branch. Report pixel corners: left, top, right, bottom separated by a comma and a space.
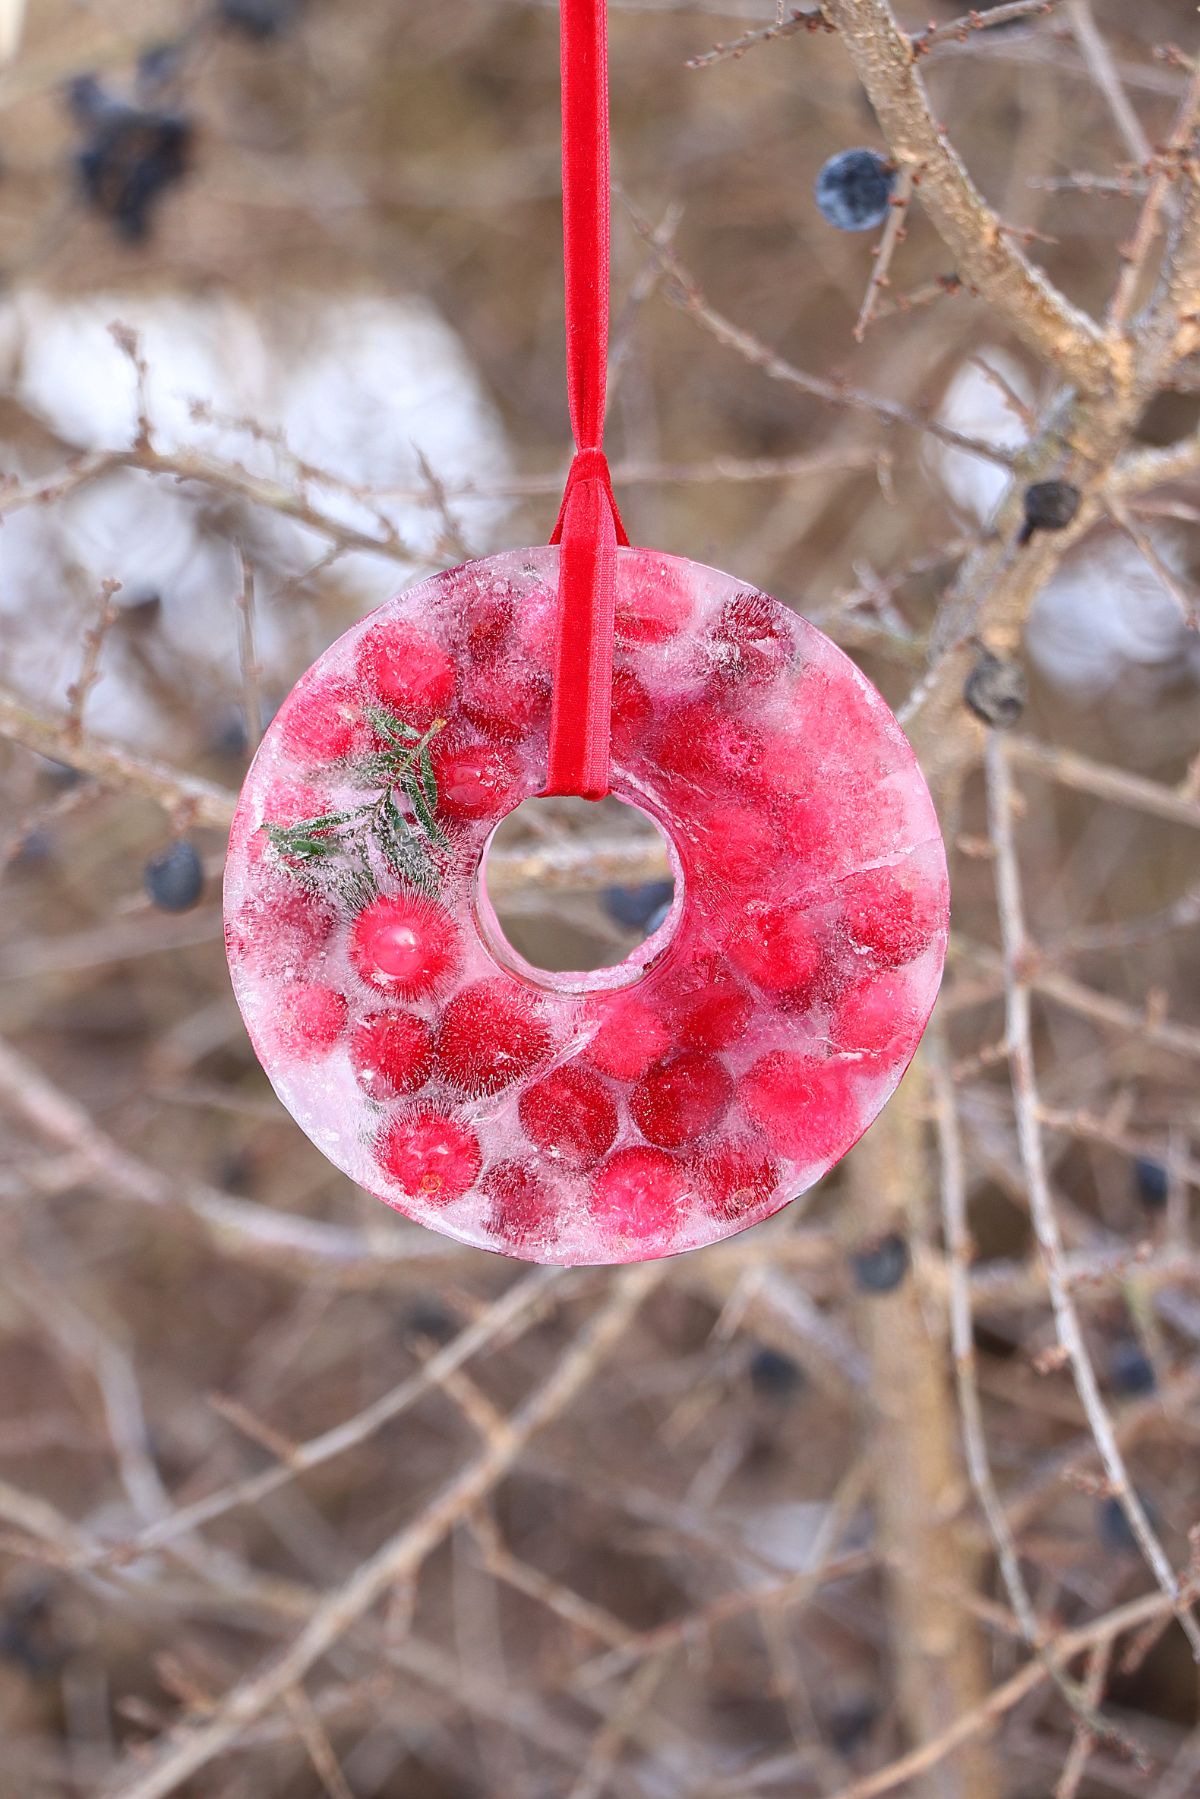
849, 1231, 910, 1294
1018, 479, 1080, 545
67, 74, 192, 242
1108, 1340, 1156, 1397
1133, 1155, 1168, 1210
603, 879, 674, 932
1096, 1491, 1156, 1554
218, 0, 303, 38
144, 841, 204, 912
964, 650, 1027, 730
749, 1346, 802, 1399
815, 149, 896, 232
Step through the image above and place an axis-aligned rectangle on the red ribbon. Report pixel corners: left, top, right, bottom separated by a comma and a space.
544, 0, 628, 801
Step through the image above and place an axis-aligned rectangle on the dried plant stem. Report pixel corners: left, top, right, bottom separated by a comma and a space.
0, 681, 235, 828
929, 1029, 1130, 1749
986, 733, 1200, 1658
910, 1, 1060, 55
841, 1061, 1000, 1799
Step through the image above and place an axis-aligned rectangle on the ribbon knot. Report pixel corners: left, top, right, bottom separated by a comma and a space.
549, 446, 628, 548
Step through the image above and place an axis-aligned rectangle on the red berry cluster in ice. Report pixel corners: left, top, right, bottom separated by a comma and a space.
224, 546, 948, 1265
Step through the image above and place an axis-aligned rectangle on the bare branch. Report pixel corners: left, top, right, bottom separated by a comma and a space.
821, 0, 1111, 392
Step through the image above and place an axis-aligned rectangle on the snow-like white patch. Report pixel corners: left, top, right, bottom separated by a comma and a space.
0, 289, 512, 748
928, 349, 1199, 700
1028, 531, 1200, 700
926, 349, 1031, 525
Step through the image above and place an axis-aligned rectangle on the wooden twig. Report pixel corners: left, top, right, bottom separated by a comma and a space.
101, 1266, 661, 1799
821, 0, 1110, 392
0, 681, 236, 829
685, 8, 827, 71
910, 1, 1060, 56
1109, 63, 1200, 326
840, 1062, 1001, 1799
624, 202, 1019, 467
986, 734, 1200, 1658
854, 164, 914, 340
1065, 0, 1152, 166
64, 577, 123, 742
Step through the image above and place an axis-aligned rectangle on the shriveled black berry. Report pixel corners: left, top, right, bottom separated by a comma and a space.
1109, 1340, 1156, 1397
144, 840, 204, 912
1019, 479, 1081, 544
850, 1231, 909, 1294
67, 76, 192, 242
815, 149, 895, 232
603, 879, 674, 932
964, 650, 1027, 730
749, 1346, 801, 1399
218, 0, 303, 38
1133, 1155, 1168, 1211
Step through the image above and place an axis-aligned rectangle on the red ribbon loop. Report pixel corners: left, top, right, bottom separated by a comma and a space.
544, 0, 626, 802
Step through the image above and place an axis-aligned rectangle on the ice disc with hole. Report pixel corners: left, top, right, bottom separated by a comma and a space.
223, 547, 948, 1264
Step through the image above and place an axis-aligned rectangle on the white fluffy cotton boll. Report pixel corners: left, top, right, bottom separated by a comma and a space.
1027, 531, 1200, 702
0, 287, 512, 750
926, 350, 1031, 523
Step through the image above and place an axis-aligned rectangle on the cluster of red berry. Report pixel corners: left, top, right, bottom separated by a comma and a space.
225, 548, 947, 1263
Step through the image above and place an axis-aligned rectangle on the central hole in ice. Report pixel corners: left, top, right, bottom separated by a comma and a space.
481, 794, 678, 982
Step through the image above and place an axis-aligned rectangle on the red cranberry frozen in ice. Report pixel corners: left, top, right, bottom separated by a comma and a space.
434, 978, 553, 1096
483, 1160, 559, 1245
691, 1136, 779, 1221
610, 668, 653, 757
631, 1048, 732, 1149
709, 590, 793, 691
465, 587, 515, 660
433, 740, 522, 823
519, 1066, 618, 1170
740, 1051, 859, 1163
590, 1146, 689, 1241
356, 620, 455, 723
615, 555, 694, 646
830, 971, 916, 1060
277, 678, 364, 762
582, 993, 672, 1083
729, 904, 823, 997
840, 864, 940, 968
272, 981, 347, 1060
375, 1108, 482, 1206
692, 803, 781, 901
756, 728, 820, 805
666, 969, 754, 1052
657, 701, 763, 791
228, 875, 336, 973
461, 660, 548, 742
349, 892, 458, 995
349, 1010, 434, 1100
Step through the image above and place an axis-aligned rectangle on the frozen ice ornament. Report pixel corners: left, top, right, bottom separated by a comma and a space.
223, 4, 948, 1266
225, 549, 947, 1262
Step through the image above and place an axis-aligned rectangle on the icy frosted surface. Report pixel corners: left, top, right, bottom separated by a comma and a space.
224, 547, 949, 1265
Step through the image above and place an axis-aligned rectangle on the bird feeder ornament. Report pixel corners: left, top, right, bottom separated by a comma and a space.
223, 0, 949, 1265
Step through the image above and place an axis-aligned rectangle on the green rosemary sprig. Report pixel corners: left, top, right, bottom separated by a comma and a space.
261, 709, 447, 904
